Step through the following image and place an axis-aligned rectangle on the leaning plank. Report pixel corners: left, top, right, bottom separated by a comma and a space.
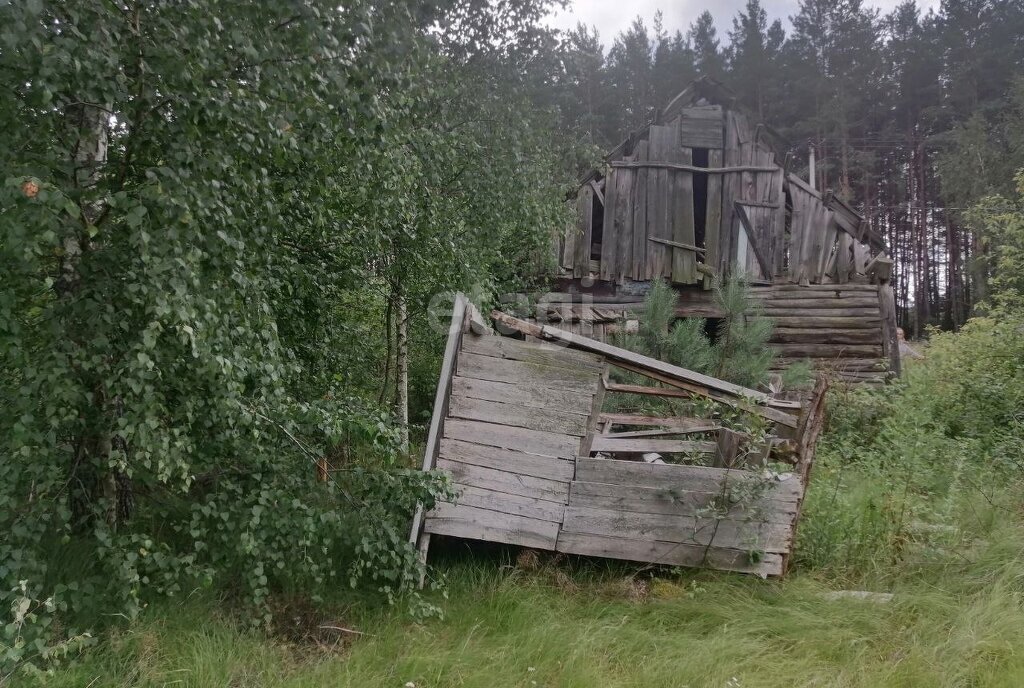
561, 505, 792, 553
598, 413, 719, 433
457, 351, 598, 392
734, 202, 772, 279
568, 481, 798, 523
449, 395, 590, 437
556, 531, 783, 576
612, 361, 799, 428
451, 375, 593, 415
575, 457, 803, 501
604, 383, 690, 398
436, 459, 569, 503
649, 236, 706, 254
490, 311, 773, 404
461, 334, 605, 371
590, 437, 717, 454
453, 484, 565, 523
439, 438, 574, 482
409, 293, 467, 562
425, 503, 559, 549
443, 419, 580, 460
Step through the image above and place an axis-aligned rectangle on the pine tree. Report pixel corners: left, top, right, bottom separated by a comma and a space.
727, 0, 786, 121
688, 11, 726, 80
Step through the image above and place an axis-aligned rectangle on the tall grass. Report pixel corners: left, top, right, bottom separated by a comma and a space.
21, 318, 1024, 687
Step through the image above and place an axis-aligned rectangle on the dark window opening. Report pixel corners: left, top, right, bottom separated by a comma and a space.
692, 148, 710, 249
703, 316, 724, 344
590, 182, 604, 261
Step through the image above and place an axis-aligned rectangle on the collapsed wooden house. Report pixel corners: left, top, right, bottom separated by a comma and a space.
409, 294, 828, 578
541, 77, 900, 383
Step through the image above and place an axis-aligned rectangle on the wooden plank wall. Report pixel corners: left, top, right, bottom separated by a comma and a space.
423, 334, 607, 549
557, 457, 800, 576
563, 101, 876, 288
526, 285, 891, 384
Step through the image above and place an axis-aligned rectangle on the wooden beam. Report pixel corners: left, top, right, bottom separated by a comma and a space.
590, 437, 718, 454
409, 293, 468, 586
611, 161, 777, 174
491, 311, 773, 404
648, 236, 707, 255
734, 201, 773, 279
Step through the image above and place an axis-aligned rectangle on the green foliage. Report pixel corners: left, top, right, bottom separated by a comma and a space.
615, 277, 780, 390
0, 0, 561, 675
797, 306, 1024, 577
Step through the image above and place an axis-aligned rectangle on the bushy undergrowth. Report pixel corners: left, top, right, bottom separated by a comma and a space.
796, 311, 1024, 581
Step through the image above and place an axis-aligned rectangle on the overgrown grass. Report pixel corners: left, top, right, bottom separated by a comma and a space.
20, 319, 1024, 687
29, 522, 1024, 688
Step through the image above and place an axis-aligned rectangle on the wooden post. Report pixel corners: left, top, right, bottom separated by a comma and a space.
877, 283, 901, 376
409, 293, 468, 587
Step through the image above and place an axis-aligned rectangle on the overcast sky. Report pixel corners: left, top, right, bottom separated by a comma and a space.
545, 0, 942, 47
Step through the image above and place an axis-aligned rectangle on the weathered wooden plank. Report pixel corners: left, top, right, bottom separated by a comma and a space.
409, 293, 469, 578
590, 437, 717, 454
439, 438, 574, 481
769, 329, 883, 345
443, 419, 580, 460
757, 308, 881, 318
461, 334, 605, 371
670, 139, 697, 284
451, 376, 593, 415
704, 148, 723, 288
598, 413, 719, 433
568, 481, 799, 521
457, 351, 599, 391
436, 458, 569, 503
493, 316, 772, 402
755, 298, 882, 309
878, 282, 901, 376
573, 184, 594, 278
646, 125, 672, 280
425, 503, 559, 549
630, 140, 649, 280
614, 156, 634, 282
604, 383, 691, 399
734, 201, 772, 279
600, 166, 617, 281
612, 361, 800, 428
561, 505, 793, 553
574, 457, 803, 501
765, 316, 881, 329
453, 484, 566, 523
771, 343, 884, 358
678, 105, 724, 148
773, 357, 888, 372
555, 531, 783, 576
577, 373, 608, 458
757, 283, 880, 293
449, 395, 590, 436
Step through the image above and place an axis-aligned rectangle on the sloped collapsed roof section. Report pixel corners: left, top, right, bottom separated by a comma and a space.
409, 294, 829, 581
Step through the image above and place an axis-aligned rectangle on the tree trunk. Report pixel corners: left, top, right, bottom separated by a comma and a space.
395, 288, 410, 454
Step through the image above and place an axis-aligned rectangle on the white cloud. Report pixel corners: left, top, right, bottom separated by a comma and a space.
545, 0, 942, 49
